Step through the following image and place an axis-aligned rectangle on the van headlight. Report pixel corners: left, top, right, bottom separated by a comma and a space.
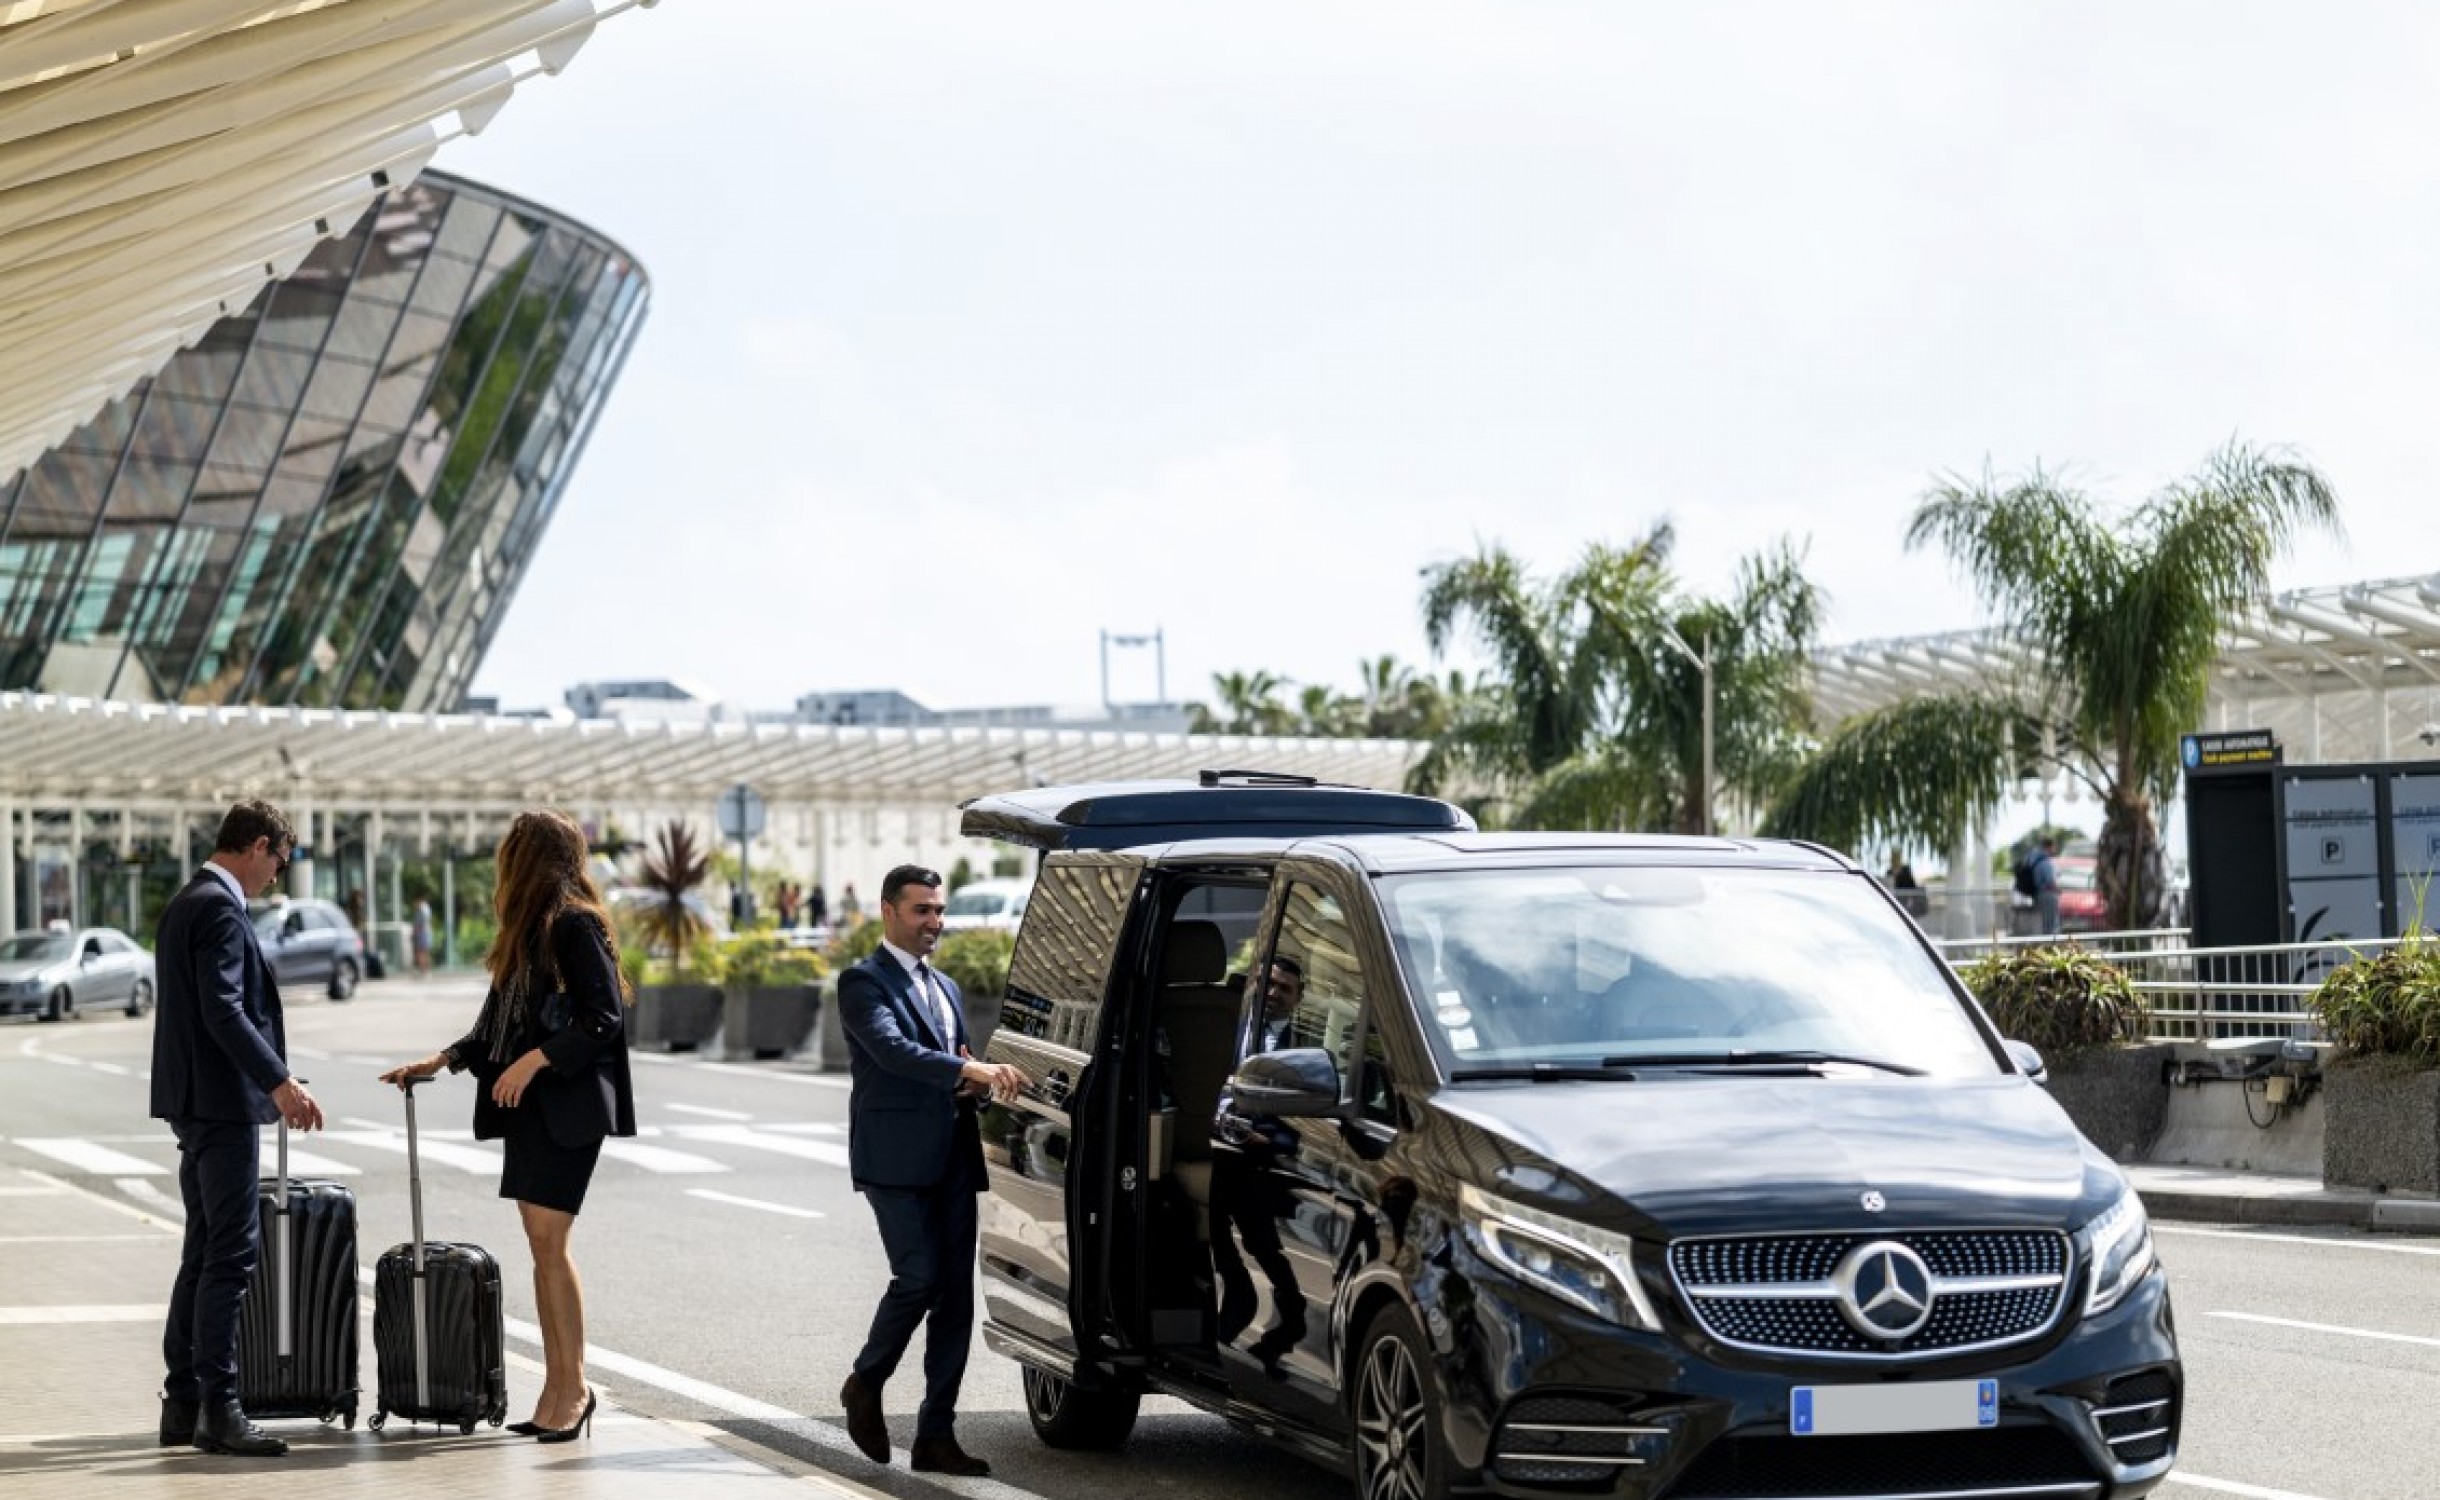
1459, 1183, 1659, 1330
2082, 1187, 2156, 1316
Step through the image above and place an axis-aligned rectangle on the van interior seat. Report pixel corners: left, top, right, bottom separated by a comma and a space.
1158, 919, 1243, 1234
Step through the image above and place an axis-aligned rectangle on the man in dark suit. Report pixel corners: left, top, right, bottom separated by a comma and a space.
150, 799, 324, 1457
837, 864, 1028, 1477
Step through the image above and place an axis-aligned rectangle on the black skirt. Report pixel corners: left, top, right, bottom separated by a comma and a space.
497, 1106, 603, 1215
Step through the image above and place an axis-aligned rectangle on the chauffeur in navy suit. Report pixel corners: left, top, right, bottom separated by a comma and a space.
836, 864, 1029, 1477
149, 799, 325, 1457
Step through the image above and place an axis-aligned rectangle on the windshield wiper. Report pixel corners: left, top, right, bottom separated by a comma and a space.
1448, 1062, 1641, 1083
1597, 1050, 1926, 1077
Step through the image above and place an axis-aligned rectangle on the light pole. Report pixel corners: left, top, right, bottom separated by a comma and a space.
1658, 624, 1714, 836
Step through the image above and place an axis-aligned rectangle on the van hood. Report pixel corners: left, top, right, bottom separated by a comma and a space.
1430, 1074, 2112, 1237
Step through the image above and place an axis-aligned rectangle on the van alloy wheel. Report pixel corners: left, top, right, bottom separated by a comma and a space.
1020, 1365, 1140, 1450
1354, 1306, 1448, 1500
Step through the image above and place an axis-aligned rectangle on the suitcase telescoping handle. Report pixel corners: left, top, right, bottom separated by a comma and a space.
274, 1110, 293, 1362
400, 1075, 431, 1411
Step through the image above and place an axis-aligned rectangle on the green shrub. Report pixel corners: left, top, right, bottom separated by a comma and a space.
827, 917, 884, 968
935, 929, 1016, 999
2309, 935, 2440, 1065
637, 936, 719, 988
1956, 946, 2146, 1055
713, 930, 827, 989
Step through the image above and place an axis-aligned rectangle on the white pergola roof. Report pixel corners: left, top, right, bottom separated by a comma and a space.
1809, 574, 2440, 764
0, 692, 1426, 811
0, 0, 651, 483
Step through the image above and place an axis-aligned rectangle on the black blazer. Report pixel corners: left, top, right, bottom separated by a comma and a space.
838, 947, 978, 1190
149, 869, 288, 1125
448, 910, 636, 1149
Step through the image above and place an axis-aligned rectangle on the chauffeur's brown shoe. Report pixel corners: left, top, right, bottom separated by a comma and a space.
839, 1373, 890, 1463
910, 1432, 991, 1477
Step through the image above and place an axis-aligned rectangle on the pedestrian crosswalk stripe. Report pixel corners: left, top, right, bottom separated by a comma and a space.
317, 1129, 501, 1175
669, 1123, 850, 1169
15, 1139, 167, 1176
599, 1142, 728, 1174
0, 1305, 160, 1325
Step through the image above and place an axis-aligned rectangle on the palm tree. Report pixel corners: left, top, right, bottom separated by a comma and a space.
1196, 669, 1294, 736
1412, 524, 1823, 832
1764, 443, 2340, 927
636, 820, 711, 971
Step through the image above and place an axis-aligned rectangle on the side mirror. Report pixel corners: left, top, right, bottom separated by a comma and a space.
1227, 1048, 1342, 1118
2004, 1039, 2049, 1087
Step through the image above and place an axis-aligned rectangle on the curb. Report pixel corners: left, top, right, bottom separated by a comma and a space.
2142, 1186, 2440, 1232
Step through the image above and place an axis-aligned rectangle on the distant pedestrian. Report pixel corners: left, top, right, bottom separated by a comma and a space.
776, 881, 801, 930
839, 882, 863, 929
1884, 852, 1918, 890
807, 884, 830, 932
2032, 838, 2062, 936
410, 897, 433, 978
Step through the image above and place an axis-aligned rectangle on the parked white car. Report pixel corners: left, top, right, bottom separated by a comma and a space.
940, 877, 1031, 931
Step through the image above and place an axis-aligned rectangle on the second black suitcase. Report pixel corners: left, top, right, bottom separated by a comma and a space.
237, 1122, 360, 1426
369, 1078, 507, 1434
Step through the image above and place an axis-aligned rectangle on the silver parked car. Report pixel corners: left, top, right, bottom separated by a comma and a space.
249, 898, 366, 1000
0, 927, 157, 1021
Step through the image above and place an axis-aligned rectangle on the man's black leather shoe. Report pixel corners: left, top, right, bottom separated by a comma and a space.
839, 1373, 890, 1463
158, 1395, 198, 1447
910, 1433, 990, 1476
192, 1400, 287, 1457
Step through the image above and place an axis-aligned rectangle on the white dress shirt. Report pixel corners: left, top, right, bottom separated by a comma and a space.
880, 939, 959, 1047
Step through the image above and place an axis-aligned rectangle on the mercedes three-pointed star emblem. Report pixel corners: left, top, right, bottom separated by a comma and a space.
1833, 1240, 1936, 1341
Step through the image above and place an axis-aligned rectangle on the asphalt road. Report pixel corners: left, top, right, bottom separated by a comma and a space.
5, 984, 2437, 1500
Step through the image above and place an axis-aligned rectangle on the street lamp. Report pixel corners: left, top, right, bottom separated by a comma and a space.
1657, 624, 1714, 836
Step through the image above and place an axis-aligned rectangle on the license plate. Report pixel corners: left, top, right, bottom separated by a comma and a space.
1791, 1379, 1999, 1436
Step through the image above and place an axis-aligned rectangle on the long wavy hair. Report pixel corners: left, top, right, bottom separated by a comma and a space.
487, 808, 630, 1003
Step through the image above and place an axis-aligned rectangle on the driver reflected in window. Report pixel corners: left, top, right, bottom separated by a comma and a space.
1211, 955, 1309, 1377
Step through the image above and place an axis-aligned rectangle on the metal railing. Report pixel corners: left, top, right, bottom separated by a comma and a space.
1933, 928, 2402, 1043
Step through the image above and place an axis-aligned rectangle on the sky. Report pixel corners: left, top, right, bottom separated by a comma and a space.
448, 1, 2440, 718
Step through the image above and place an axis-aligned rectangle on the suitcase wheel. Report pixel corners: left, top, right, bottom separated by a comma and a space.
459, 1419, 477, 1436
368, 1411, 386, 1432
489, 1416, 504, 1428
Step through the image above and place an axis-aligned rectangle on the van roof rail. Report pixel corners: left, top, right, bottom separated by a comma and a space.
1197, 768, 1321, 788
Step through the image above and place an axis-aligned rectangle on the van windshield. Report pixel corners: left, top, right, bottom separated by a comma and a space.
1379, 866, 2000, 1079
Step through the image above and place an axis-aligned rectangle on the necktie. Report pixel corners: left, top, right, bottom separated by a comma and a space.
914, 961, 956, 1046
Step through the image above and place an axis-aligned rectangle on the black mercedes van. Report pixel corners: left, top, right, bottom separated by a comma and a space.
967, 775, 2179, 1500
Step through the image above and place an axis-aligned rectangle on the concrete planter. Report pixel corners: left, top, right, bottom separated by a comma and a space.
722, 985, 822, 1061
633, 982, 723, 1053
809, 979, 1000, 1071
2323, 1059, 2440, 1195
2045, 1044, 2175, 1161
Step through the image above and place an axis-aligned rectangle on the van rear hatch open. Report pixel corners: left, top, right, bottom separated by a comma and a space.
959, 769, 1472, 852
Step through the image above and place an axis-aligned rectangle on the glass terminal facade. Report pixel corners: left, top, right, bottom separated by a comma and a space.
0, 172, 648, 711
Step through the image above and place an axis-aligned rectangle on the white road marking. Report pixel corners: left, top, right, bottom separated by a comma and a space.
761, 1122, 845, 1136
2164, 1473, 2341, 1500
2157, 1224, 2440, 1257
686, 1189, 824, 1219
601, 1141, 729, 1175
319, 1128, 500, 1175
0, 1234, 160, 1244
264, 1147, 361, 1178
39, 1054, 83, 1069
671, 1123, 850, 1168
15, 1138, 167, 1175
84, 1061, 129, 1076
0, 1305, 159, 1324
113, 1179, 184, 1224
288, 1044, 331, 1059
665, 1102, 753, 1121
2206, 1310, 2440, 1350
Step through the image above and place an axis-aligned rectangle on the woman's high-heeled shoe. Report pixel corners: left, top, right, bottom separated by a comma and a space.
535, 1389, 596, 1444
505, 1420, 543, 1436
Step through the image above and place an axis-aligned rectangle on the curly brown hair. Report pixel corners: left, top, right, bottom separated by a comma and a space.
487, 808, 629, 1003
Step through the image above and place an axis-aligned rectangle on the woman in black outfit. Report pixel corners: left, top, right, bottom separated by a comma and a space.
380, 809, 636, 1442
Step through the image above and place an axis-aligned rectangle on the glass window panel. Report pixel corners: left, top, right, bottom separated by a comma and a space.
348, 250, 419, 308
208, 405, 288, 477
191, 465, 263, 508
195, 315, 256, 357
358, 355, 435, 435
386, 309, 454, 369
59, 532, 134, 641
63, 397, 136, 457
22, 451, 114, 529
154, 344, 245, 406
128, 395, 220, 464
325, 294, 403, 365
299, 357, 376, 423
259, 282, 344, 351
229, 344, 314, 413
112, 457, 198, 521
408, 252, 476, 317
432, 196, 498, 262
256, 470, 329, 519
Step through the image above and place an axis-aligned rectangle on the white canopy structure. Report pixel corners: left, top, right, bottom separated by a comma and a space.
0, 0, 652, 482
1809, 574, 2440, 765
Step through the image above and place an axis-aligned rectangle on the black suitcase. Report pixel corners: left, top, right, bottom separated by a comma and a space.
237, 1121, 360, 1426
369, 1078, 507, 1434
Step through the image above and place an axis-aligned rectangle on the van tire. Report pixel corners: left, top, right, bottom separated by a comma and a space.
1352, 1303, 1453, 1500
1021, 1366, 1139, 1450
328, 958, 358, 1001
